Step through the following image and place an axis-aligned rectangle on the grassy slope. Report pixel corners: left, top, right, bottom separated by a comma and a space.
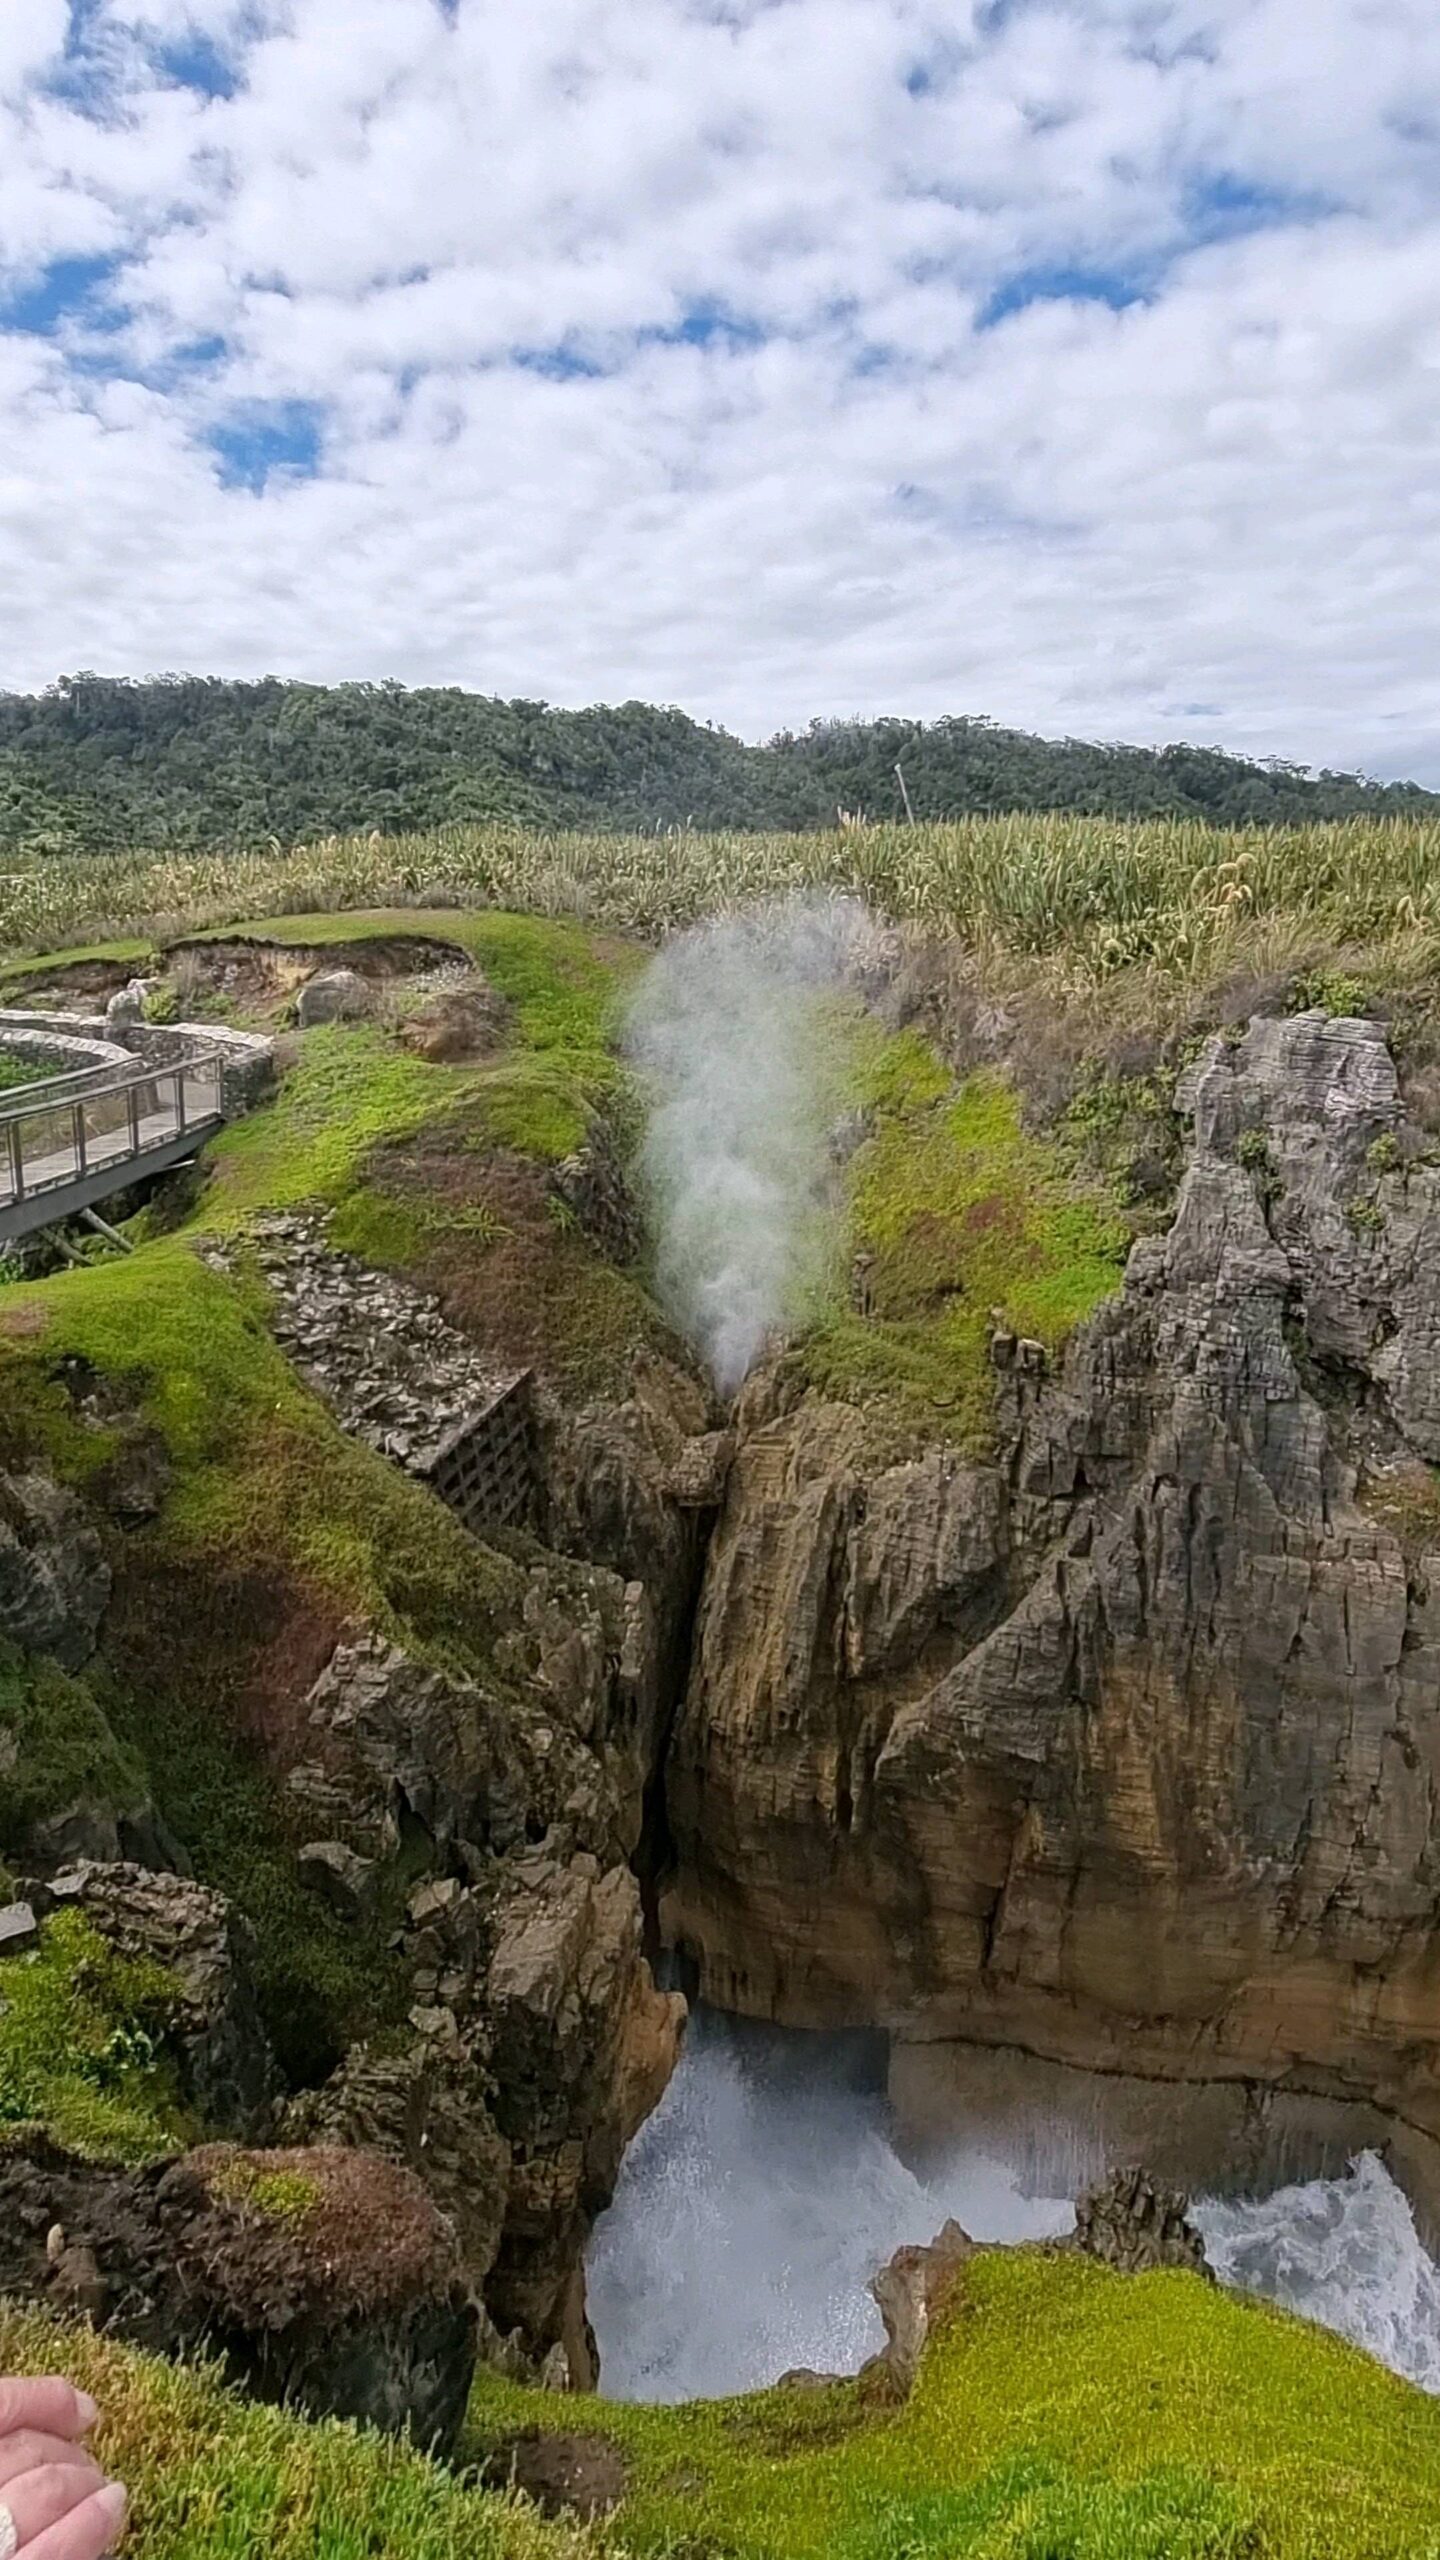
189, 911, 675, 1396
795, 1011, 1133, 1453
0, 1905, 192, 2164
468, 2247, 1440, 2560
0, 2307, 599, 2560
6, 2245, 1440, 2560
0, 1240, 537, 2073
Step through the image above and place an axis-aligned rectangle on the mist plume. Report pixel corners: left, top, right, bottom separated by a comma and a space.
627, 896, 873, 1395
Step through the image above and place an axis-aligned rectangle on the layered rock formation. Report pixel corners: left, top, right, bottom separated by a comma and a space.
663, 1011, 1440, 2194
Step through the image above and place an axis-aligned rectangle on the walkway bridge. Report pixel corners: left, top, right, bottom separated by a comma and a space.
0, 1046, 226, 1245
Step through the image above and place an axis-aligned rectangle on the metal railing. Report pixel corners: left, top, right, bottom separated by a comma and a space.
0, 1049, 225, 1216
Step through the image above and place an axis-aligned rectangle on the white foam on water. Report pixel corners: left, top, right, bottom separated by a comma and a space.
588, 2014, 1440, 2404
586, 2012, 1073, 2403
1197, 2149, 1440, 2392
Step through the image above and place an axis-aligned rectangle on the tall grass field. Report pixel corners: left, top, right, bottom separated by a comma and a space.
4, 811, 1440, 991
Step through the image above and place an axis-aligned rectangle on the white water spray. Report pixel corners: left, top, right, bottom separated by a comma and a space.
587, 2013, 1074, 2403
1197, 2151, 1440, 2391
626, 897, 875, 1394
588, 2016, 1440, 2403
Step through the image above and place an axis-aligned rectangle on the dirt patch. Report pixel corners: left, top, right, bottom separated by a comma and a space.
185, 2142, 460, 2322
2, 959, 140, 1003
0, 1302, 47, 1340
399, 979, 514, 1063
479, 2430, 628, 2520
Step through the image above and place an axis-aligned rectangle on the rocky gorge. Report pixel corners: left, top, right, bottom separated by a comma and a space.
665, 1004, 1440, 2219
8, 902, 1440, 2471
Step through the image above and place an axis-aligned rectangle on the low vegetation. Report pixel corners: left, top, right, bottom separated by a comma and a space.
7, 811, 1440, 1012
0, 1906, 190, 2164
5, 2236, 1440, 2558
0, 1637, 147, 1858
0, 2305, 599, 2560
467, 2246, 1440, 2560
801, 1015, 1132, 1452
0, 1239, 537, 2075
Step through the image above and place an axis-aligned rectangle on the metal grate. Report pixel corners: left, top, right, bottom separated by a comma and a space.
424, 1374, 538, 1534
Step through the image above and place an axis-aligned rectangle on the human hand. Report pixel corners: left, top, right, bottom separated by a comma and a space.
0, 2381, 127, 2560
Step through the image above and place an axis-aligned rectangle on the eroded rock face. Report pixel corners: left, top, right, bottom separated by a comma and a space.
483, 1852, 685, 2377
0, 1472, 109, 1669
864, 2218, 974, 2402
0, 2137, 478, 2454
1072, 2168, 1210, 2279
663, 1011, 1440, 2169
282, 1599, 683, 2374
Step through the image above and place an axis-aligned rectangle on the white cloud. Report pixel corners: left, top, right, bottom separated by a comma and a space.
0, 0, 1437, 777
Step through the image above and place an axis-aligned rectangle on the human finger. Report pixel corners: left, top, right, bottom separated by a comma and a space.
0, 2391, 98, 2452
0, 2439, 102, 2495
12, 2480, 128, 2560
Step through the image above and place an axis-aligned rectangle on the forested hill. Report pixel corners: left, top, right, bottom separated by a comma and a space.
1, 674, 1434, 856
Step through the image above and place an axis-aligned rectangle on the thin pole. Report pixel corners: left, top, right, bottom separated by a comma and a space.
895, 759, 916, 823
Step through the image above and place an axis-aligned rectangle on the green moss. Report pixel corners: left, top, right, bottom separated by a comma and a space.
209, 2157, 324, 2224
198, 912, 630, 1227
1369, 1131, 1403, 1175
802, 1061, 1131, 1455
192, 907, 631, 1061
0, 2304, 598, 2560
467, 2245, 1440, 2560
469, 1056, 594, 1162
0, 1052, 51, 1093
0, 1638, 148, 1855
0, 1907, 190, 2165
1347, 1195, 1385, 1236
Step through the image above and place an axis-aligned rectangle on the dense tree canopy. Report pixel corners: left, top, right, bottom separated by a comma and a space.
0, 676, 1432, 858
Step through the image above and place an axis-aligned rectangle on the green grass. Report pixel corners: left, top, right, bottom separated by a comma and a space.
189, 907, 632, 1056
2, 2241, 1437, 2559
201, 909, 632, 1223
0, 1906, 191, 2165
0, 2305, 604, 2560
467, 2245, 1440, 2560
800, 1024, 1131, 1453
0, 935, 158, 986
0, 1637, 149, 1854
204, 1026, 475, 1221
208, 2156, 325, 2223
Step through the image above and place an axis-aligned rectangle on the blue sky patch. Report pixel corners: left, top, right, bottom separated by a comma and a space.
205, 400, 326, 492
156, 33, 239, 98
0, 254, 123, 337
1185, 171, 1342, 241
977, 264, 1146, 329
649, 297, 766, 351
513, 340, 608, 380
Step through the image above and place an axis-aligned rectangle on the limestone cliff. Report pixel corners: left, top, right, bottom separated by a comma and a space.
663, 1011, 1440, 2186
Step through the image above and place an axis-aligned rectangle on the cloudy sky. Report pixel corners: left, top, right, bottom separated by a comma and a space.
1, 1, 1437, 775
